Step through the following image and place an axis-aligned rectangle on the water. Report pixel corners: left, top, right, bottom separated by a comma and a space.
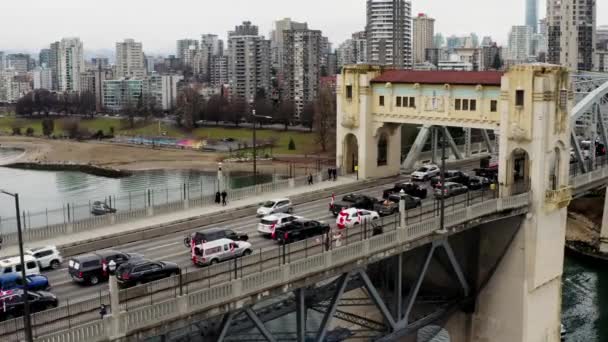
562, 256, 608, 342
0, 148, 270, 233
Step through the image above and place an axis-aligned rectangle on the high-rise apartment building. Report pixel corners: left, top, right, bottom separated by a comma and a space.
227, 21, 271, 103
413, 13, 435, 64
176, 39, 199, 61
547, 0, 596, 71
526, 0, 539, 33
365, 0, 412, 68
270, 18, 308, 70
508, 25, 532, 61
91, 58, 109, 69
57, 38, 85, 92
198, 34, 224, 80
116, 39, 146, 78
6, 54, 31, 73
282, 29, 322, 117
210, 55, 229, 88
39, 49, 52, 68
49, 42, 60, 90
145, 74, 184, 111
337, 31, 368, 68
33, 66, 53, 90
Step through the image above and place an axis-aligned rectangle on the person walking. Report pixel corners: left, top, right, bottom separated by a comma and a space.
308, 174, 314, 185
99, 304, 107, 319
327, 168, 332, 181
221, 190, 227, 206
215, 191, 221, 204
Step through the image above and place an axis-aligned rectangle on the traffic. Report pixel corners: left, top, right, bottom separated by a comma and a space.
0, 162, 498, 326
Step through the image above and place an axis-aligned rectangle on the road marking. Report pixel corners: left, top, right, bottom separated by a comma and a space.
146, 242, 178, 251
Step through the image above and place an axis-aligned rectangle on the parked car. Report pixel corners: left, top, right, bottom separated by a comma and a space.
0, 290, 58, 321
274, 219, 331, 244
382, 182, 428, 199
0, 255, 41, 276
68, 250, 143, 285
330, 194, 377, 216
467, 176, 492, 190
256, 199, 294, 217
474, 164, 499, 181
115, 259, 181, 288
336, 208, 380, 229
0, 273, 50, 292
26, 246, 62, 270
257, 213, 302, 237
184, 228, 249, 248
430, 170, 470, 188
434, 182, 469, 199
411, 165, 440, 182
91, 201, 117, 216
192, 238, 253, 266
374, 194, 422, 216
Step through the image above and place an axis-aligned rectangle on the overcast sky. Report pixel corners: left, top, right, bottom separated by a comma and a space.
1, 0, 606, 55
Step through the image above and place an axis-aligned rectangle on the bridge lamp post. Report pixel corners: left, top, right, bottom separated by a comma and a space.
0, 190, 32, 342
249, 104, 272, 186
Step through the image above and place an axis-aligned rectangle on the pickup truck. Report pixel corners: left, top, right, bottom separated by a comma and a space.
382, 182, 428, 200
273, 219, 331, 244
330, 194, 377, 216
373, 194, 422, 216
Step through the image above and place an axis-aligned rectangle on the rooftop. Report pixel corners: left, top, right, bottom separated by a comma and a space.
371, 70, 504, 86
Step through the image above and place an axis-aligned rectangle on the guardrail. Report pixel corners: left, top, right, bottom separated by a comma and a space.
32, 192, 530, 342
570, 163, 608, 190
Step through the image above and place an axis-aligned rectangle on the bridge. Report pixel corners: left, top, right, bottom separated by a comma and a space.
2, 64, 608, 342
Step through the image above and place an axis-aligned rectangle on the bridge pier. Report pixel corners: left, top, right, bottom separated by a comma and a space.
600, 188, 608, 254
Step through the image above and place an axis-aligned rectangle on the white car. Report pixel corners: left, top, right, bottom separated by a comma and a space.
256, 198, 293, 217
257, 213, 301, 236
192, 238, 253, 266
336, 208, 380, 229
26, 245, 63, 270
411, 164, 440, 181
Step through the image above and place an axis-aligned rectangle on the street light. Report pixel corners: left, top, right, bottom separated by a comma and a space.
0, 190, 32, 342
249, 103, 272, 186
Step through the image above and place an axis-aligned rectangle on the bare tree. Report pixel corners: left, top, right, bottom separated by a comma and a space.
313, 85, 336, 152
275, 100, 294, 131
301, 102, 315, 132
176, 86, 204, 131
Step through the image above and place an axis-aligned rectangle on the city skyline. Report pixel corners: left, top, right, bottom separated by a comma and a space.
2, 0, 605, 55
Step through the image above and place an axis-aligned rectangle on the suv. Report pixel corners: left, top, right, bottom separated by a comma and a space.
0, 290, 58, 321
0, 273, 50, 292
256, 199, 294, 217
336, 208, 380, 229
330, 194, 377, 216
91, 201, 117, 216
374, 194, 421, 216
115, 260, 180, 288
68, 250, 143, 285
430, 170, 470, 188
274, 219, 330, 244
434, 182, 469, 199
26, 246, 62, 270
382, 182, 428, 199
411, 165, 440, 182
192, 239, 253, 266
184, 228, 249, 248
257, 214, 301, 237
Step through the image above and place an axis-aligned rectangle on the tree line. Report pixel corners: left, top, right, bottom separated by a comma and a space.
15, 89, 96, 116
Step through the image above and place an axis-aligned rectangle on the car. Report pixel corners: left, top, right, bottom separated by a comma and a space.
191, 238, 253, 266
411, 165, 440, 182
115, 259, 181, 288
0, 290, 58, 321
274, 219, 330, 244
330, 194, 378, 216
68, 250, 143, 285
0, 255, 41, 276
256, 199, 294, 217
373, 194, 422, 216
467, 176, 492, 190
434, 182, 469, 199
474, 164, 499, 181
0, 273, 50, 292
336, 208, 380, 229
184, 228, 249, 248
382, 182, 428, 199
257, 213, 302, 237
26, 246, 62, 270
91, 201, 117, 216
430, 170, 470, 188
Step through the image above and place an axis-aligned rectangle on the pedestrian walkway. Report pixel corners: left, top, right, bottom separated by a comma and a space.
0, 177, 357, 258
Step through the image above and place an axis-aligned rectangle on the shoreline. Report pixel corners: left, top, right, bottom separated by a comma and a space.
3, 162, 131, 178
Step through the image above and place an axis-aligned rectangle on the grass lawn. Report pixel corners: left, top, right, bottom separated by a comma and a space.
0, 117, 319, 155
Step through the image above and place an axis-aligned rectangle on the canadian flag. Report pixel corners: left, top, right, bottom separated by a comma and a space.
330, 193, 335, 209
190, 238, 196, 261
337, 210, 348, 230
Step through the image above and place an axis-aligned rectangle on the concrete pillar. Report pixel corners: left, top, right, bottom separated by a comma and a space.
600, 190, 608, 254
109, 275, 120, 315
399, 190, 406, 229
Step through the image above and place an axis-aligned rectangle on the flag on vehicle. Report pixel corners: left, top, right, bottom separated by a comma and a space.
330, 193, 335, 209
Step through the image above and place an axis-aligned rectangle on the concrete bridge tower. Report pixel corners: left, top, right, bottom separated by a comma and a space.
473, 65, 573, 342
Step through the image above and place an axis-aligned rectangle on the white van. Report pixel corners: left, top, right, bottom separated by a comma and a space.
0, 255, 41, 276
191, 238, 253, 267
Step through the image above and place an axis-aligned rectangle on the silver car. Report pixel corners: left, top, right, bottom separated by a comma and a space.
256, 198, 293, 217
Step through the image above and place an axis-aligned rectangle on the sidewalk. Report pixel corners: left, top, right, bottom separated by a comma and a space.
0, 177, 357, 258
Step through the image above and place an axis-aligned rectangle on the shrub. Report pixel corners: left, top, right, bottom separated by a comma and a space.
12, 127, 21, 135
288, 137, 296, 151
60, 118, 81, 139
109, 126, 115, 136
42, 119, 55, 136
25, 127, 34, 136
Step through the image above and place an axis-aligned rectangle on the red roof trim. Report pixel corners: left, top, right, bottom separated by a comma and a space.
371, 70, 504, 86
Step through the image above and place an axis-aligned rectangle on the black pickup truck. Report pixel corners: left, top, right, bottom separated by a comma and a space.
373, 194, 422, 216
330, 194, 377, 216
273, 219, 331, 244
382, 182, 428, 200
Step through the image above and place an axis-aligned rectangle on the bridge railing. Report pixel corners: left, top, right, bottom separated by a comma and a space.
31, 192, 530, 342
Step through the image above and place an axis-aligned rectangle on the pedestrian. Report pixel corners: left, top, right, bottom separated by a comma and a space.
99, 304, 107, 319
332, 168, 337, 181
327, 168, 332, 181
215, 191, 221, 204
308, 173, 314, 185
221, 190, 227, 206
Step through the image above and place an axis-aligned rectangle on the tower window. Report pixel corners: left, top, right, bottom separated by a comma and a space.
379, 96, 385, 106
516, 90, 525, 107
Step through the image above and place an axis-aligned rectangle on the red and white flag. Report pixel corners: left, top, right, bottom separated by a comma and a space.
330, 193, 335, 209
190, 237, 196, 261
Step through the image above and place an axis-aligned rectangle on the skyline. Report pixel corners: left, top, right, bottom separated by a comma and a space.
1, 0, 606, 55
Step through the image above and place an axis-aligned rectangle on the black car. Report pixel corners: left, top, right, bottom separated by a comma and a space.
373, 194, 421, 216
382, 182, 428, 200
115, 259, 181, 288
331, 194, 377, 216
434, 182, 469, 199
474, 164, 498, 181
0, 290, 58, 321
68, 250, 143, 285
430, 170, 470, 188
184, 228, 249, 248
467, 176, 492, 190
274, 219, 330, 244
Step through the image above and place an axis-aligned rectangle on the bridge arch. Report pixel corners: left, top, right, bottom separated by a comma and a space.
377, 131, 389, 166
343, 133, 359, 174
